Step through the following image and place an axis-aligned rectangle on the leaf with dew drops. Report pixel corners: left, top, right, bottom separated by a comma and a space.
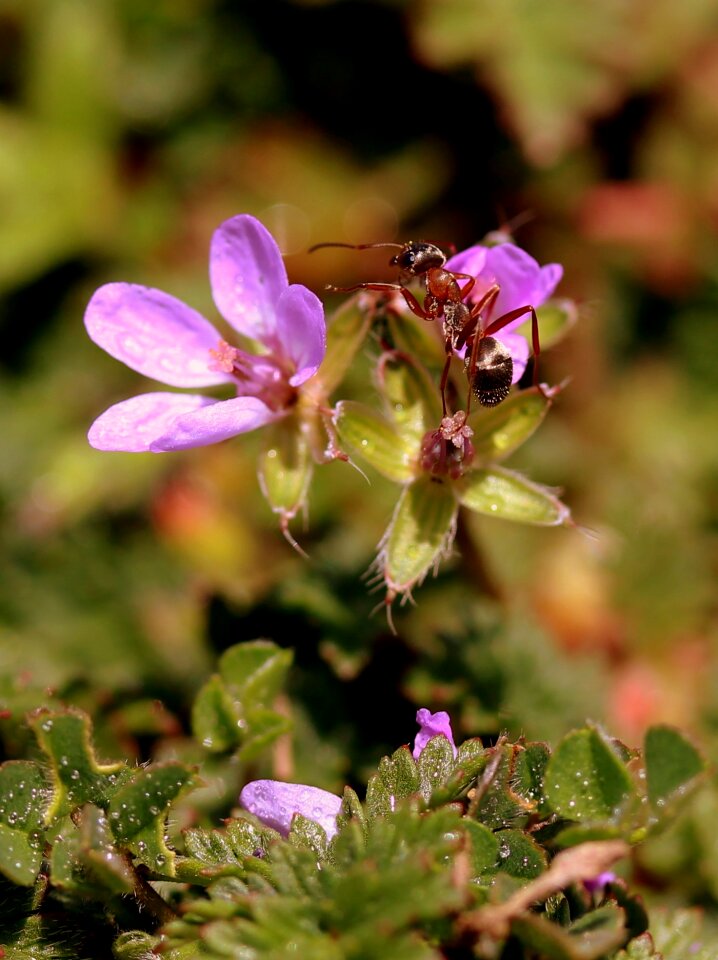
644, 725, 705, 811
544, 728, 636, 824
28, 708, 130, 821
108, 763, 194, 875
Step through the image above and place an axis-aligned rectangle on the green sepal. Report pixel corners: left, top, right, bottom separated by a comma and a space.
644, 725, 705, 811
28, 708, 128, 821
456, 465, 571, 525
377, 351, 442, 449
334, 400, 416, 482
258, 414, 312, 521
386, 312, 445, 370
315, 295, 372, 396
108, 762, 194, 874
516, 298, 578, 351
544, 727, 636, 824
468, 387, 551, 462
381, 476, 458, 597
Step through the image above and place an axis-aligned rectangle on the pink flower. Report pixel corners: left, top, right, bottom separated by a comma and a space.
240, 707, 458, 840
85, 214, 326, 452
445, 241, 562, 383
238, 780, 343, 841
412, 708, 457, 759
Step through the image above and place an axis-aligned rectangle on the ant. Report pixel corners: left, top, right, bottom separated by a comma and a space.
308, 240, 542, 415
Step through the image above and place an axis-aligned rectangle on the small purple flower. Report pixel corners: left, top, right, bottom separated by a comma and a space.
85, 214, 326, 452
240, 707, 458, 839
239, 779, 343, 841
445, 241, 562, 383
412, 708, 457, 759
583, 871, 617, 894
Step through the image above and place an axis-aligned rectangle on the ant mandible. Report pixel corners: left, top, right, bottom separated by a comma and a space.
308, 240, 542, 415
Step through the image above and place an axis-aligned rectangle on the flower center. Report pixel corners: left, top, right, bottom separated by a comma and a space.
208, 339, 296, 411
419, 411, 475, 479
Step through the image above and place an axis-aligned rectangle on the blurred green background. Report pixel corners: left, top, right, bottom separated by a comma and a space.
1, 0, 717, 840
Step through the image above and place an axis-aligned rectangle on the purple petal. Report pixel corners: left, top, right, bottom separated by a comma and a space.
275, 284, 326, 386
88, 392, 216, 452
150, 395, 279, 451
536, 262, 564, 304
85, 284, 231, 388
482, 244, 562, 321
240, 780, 342, 840
444, 244, 489, 281
413, 708, 457, 759
210, 214, 288, 347
583, 871, 617, 894
499, 332, 530, 384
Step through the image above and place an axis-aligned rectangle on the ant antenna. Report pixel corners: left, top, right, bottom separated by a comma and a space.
308, 241, 404, 253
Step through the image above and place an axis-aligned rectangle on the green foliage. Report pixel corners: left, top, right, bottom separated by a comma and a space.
192, 640, 293, 759
0, 640, 710, 959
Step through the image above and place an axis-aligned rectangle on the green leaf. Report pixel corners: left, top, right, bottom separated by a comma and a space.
456, 466, 570, 525
28, 708, 127, 821
513, 905, 628, 960
219, 641, 293, 706
464, 820, 500, 876
512, 742, 551, 814
334, 401, 416, 482
315, 296, 372, 396
108, 763, 194, 874
0, 824, 42, 886
258, 414, 312, 521
191, 674, 242, 753
468, 388, 551, 462
79, 804, 135, 894
236, 707, 292, 763
416, 735, 456, 802
545, 728, 636, 823
496, 828, 547, 878
381, 476, 458, 598
644, 725, 705, 811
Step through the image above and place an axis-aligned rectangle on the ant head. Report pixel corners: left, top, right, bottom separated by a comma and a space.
390, 242, 446, 277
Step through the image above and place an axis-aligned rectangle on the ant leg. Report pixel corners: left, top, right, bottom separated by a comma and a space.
483, 304, 544, 391
455, 284, 500, 351
439, 347, 454, 416
326, 281, 403, 294
327, 281, 431, 322
449, 271, 476, 300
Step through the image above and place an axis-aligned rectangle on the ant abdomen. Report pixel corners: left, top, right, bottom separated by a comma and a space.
467, 337, 513, 407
